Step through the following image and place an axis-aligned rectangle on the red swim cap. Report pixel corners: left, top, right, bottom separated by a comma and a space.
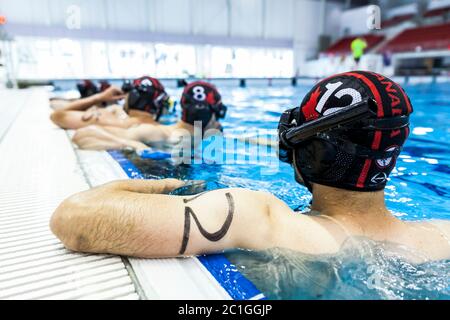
181, 81, 226, 128
292, 71, 413, 191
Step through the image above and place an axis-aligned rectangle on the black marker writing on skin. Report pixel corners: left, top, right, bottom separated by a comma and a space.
183, 192, 208, 203
179, 192, 234, 255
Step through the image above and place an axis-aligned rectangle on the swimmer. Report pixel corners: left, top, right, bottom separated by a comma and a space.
50, 80, 109, 110
51, 72, 450, 263
50, 76, 171, 130
71, 81, 227, 151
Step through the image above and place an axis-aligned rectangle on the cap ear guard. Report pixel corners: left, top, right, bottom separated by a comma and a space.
121, 81, 133, 93
212, 103, 227, 119
278, 106, 301, 164
127, 89, 140, 108
293, 134, 402, 192
293, 137, 355, 192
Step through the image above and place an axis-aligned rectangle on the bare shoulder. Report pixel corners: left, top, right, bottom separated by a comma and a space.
200, 188, 291, 224
205, 188, 280, 207
215, 189, 291, 249
227, 189, 292, 213
240, 189, 300, 230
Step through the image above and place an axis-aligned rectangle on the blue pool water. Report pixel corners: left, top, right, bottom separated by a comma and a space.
57, 80, 450, 299
130, 82, 450, 219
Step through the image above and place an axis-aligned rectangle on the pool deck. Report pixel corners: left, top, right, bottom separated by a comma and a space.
0, 88, 230, 299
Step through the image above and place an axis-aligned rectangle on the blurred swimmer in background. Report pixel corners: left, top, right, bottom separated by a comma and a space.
50, 76, 172, 130
71, 81, 226, 152
49, 80, 111, 110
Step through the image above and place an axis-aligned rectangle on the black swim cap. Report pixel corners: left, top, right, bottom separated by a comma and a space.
77, 80, 98, 98
123, 76, 170, 120
99, 80, 111, 92
181, 81, 227, 129
278, 71, 413, 192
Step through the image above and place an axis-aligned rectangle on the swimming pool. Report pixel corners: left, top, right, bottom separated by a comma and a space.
129, 81, 450, 218
58, 80, 450, 299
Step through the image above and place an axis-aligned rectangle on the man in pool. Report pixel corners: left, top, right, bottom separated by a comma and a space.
50, 71, 450, 262
49, 80, 109, 110
71, 80, 227, 151
50, 76, 171, 130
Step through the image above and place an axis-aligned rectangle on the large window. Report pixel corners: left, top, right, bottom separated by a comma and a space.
107, 42, 156, 78
11, 37, 294, 79
154, 44, 196, 78
14, 37, 83, 79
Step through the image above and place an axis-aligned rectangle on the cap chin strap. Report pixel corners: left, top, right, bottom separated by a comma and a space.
293, 152, 314, 193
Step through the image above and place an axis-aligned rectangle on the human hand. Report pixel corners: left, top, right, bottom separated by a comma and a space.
97, 86, 126, 103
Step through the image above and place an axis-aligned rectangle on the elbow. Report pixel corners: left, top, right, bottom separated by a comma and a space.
72, 126, 95, 149
50, 110, 72, 129
71, 129, 84, 147
50, 193, 93, 252
50, 110, 64, 127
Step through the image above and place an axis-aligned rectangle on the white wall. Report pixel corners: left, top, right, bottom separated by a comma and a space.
292, 0, 344, 75
0, 0, 296, 40
0, 0, 350, 78
339, 5, 372, 36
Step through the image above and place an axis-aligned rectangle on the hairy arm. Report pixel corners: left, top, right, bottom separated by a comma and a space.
50, 179, 275, 257
72, 124, 166, 151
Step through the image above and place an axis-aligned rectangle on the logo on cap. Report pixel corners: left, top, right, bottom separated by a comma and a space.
376, 146, 398, 168
371, 172, 387, 184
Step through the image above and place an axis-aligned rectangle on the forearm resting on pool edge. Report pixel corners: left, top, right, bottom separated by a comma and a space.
49, 179, 275, 258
